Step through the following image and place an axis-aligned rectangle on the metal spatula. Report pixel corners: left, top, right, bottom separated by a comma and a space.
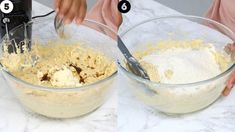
117, 36, 150, 80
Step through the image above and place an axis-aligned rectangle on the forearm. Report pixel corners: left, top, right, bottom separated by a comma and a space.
205, 0, 235, 32
87, 0, 122, 32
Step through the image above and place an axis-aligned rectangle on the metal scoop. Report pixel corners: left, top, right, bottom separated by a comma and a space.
54, 15, 72, 39
117, 36, 150, 80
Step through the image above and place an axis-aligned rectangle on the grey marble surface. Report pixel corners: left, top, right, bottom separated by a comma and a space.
154, 0, 212, 16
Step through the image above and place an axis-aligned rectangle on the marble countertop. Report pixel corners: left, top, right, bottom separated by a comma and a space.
119, 0, 235, 132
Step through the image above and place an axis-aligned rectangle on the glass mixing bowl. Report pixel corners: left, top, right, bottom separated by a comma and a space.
118, 15, 235, 114
0, 13, 118, 118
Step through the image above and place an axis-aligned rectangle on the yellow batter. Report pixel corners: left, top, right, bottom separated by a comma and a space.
134, 39, 231, 83
1, 42, 116, 88
128, 39, 233, 114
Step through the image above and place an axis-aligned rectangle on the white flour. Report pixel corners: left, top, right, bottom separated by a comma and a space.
131, 40, 232, 114
141, 48, 221, 84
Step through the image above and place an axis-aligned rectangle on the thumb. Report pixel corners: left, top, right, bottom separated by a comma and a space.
227, 71, 235, 89
223, 71, 235, 96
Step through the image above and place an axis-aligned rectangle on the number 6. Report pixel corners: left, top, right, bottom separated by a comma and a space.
118, 0, 131, 14
121, 3, 127, 11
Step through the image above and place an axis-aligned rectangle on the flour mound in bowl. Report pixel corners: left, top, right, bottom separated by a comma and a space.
135, 40, 232, 84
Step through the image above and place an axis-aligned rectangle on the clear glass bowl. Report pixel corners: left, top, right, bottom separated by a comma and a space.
118, 15, 235, 114
0, 13, 118, 118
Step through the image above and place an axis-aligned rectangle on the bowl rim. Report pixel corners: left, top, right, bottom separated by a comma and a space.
118, 15, 235, 88
1, 13, 118, 92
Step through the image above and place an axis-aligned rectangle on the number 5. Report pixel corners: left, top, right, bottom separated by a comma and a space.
0, 0, 14, 14
4, 3, 9, 10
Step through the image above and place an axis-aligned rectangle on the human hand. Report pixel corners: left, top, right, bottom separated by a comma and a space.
54, 0, 87, 24
223, 43, 235, 96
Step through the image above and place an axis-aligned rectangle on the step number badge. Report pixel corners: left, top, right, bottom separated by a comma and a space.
0, 0, 14, 14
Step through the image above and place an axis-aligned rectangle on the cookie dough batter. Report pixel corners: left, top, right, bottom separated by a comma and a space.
135, 40, 231, 84
129, 40, 233, 114
1, 42, 116, 88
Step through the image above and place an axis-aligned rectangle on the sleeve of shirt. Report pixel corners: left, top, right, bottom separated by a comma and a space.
86, 0, 122, 32
205, 0, 235, 32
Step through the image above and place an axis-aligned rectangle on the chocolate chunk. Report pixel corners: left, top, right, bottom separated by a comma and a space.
96, 72, 105, 77
41, 73, 50, 81
69, 64, 85, 83
79, 75, 85, 83
87, 66, 95, 69
69, 64, 82, 74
